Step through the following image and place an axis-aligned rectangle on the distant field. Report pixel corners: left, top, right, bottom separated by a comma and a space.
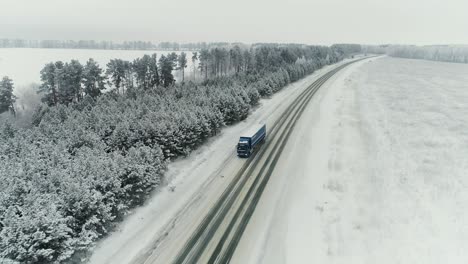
0, 48, 195, 111
239, 57, 468, 264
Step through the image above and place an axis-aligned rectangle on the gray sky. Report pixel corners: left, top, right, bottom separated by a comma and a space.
1, 0, 467, 45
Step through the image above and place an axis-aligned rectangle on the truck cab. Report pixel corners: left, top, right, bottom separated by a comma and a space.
237, 137, 253, 157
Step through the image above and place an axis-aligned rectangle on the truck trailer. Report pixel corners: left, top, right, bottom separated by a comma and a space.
237, 124, 266, 157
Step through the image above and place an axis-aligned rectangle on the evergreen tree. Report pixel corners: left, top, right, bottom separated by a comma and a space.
54, 61, 65, 103
177, 52, 188, 82
133, 54, 159, 90
199, 49, 211, 80
243, 49, 254, 73
167, 52, 178, 68
59, 60, 83, 104
38, 62, 58, 106
212, 48, 229, 76
0, 76, 16, 115
230, 46, 243, 74
191, 52, 198, 80
122, 60, 134, 91
158, 55, 175, 87
82, 58, 106, 98
133, 56, 149, 89
106, 59, 126, 94
148, 53, 160, 88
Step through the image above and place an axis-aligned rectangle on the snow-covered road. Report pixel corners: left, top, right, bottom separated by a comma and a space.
233, 57, 468, 264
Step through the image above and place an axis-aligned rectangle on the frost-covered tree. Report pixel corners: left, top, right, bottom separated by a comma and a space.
133, 54, 160, 90
177, 52, 188, 82
39, 60, 88, 105
53, 61, 65, 103
198, 49, 211, 80
82, 58, 106, 98
38, 62, 58, 106
0, 76, 16, 115
230, 45, 243, 74
133, 56, 147, 89
158, 55, 175, 87
191, 52, 198, 80
60, 60, 84, 104
243, 49, 254, 73
167, 52, 178, 65
148, 54, 160, 88
106, 59, 132, 94
212, 48, 228, 76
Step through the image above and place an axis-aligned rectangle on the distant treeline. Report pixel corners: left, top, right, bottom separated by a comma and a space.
0, 43, 361, 263
0, 39, 363, 54
339, 44, 468, 64
361, 44, 388, 55
387, 45, 468, 64
0, 38, 246, 51
30, 44, 362, 108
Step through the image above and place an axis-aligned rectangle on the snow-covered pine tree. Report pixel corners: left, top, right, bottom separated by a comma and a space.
0, 76, 16, 116
82, 58, 106, 98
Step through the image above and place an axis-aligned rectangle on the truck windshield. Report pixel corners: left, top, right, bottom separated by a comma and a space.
237, 144, 248, 150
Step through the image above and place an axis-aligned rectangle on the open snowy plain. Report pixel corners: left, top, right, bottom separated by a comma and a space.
90, 56, 468, 264
234, 56, 468, 264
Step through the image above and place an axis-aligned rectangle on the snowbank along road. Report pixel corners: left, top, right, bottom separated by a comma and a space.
89, 57, 372, 264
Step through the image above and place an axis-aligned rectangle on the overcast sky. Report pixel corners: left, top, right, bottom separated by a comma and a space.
1, 0, 467, 45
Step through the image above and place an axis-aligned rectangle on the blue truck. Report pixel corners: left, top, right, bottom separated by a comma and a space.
237, 124, 266, 157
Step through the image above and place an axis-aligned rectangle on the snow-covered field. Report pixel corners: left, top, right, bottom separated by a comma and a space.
233, 57, 468, 264
0, 48, 195, 110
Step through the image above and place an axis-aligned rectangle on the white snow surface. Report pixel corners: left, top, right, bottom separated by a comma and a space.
233, 57, 468, 264
88, 58, 358, 264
